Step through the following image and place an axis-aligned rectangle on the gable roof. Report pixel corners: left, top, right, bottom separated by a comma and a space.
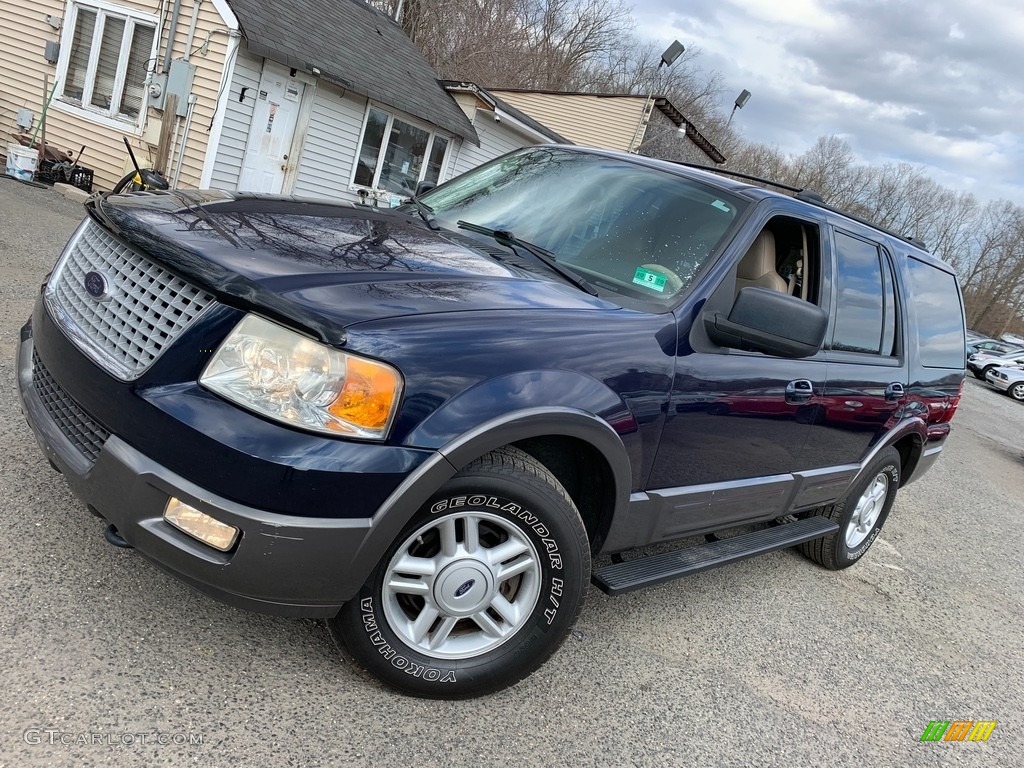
227, 0, 478, 143
441, 82, 573, 144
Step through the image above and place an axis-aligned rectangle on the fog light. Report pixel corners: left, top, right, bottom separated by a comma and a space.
164, 498, 239, 551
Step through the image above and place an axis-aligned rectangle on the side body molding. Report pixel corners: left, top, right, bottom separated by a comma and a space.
601, 415, 929, 555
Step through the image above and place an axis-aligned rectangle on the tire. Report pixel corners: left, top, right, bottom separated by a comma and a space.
329, 446, 590, 698
980, 366, 996, 381
1009, 382, 1024, 401
799, 446, 900, 570
111, 171, 144, 193
971, 367, 985, 380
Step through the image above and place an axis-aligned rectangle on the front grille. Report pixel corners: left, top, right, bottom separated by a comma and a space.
32, 350, 110, 462
45, 219, 214, 380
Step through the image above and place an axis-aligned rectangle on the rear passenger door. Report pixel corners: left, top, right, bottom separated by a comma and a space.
798, 226, 908, 469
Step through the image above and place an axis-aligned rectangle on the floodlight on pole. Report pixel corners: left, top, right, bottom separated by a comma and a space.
630, 40, 685, 153
727, 89, 751, 127
659, 40, 685, 68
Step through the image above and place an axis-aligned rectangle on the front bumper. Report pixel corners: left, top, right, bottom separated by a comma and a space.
16, 327, 431, 618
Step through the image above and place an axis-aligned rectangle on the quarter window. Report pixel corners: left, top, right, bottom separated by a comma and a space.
60, 3, 156, 124
907, 258, 965, 368
831, 232, 896, 356
353, 107, 451, 195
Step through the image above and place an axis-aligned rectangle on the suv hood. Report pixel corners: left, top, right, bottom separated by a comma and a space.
89, 190, 614, 345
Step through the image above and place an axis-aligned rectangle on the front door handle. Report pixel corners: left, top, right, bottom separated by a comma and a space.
785, 379, 814, 403
885, 382, 905, 401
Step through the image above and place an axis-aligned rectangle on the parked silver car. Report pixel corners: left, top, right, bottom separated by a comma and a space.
966, 338, 1024, 357
984, 366, 1024, 401
968, 350, 1024, 380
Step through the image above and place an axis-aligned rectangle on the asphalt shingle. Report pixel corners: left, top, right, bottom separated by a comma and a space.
228, 0, 478, 143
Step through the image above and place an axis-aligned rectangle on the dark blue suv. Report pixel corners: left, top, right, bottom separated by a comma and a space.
17, 146, 965, 698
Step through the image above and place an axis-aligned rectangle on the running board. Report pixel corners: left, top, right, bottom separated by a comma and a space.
592, 516, 838, 596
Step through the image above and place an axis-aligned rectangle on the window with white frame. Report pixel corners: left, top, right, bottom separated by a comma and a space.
353, 106, 451, 195
59, 2, 157, 124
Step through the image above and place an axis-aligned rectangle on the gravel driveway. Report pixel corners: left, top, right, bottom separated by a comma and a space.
1, 178, 1021, 767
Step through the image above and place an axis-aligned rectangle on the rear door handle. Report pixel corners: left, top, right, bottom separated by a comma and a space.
785, 379, 814, 403
885, 382, 905, 401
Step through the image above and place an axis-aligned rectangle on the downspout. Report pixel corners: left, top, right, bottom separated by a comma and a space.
173, 93, 198, 187
163, 0, 183, 72
183, 0, 203, 62
198, 0, 241, 188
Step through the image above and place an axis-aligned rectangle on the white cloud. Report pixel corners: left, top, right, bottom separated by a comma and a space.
630, 0, 1024, 205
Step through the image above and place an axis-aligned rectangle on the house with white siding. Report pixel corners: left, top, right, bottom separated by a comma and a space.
2, 0, 558, 201
440, 81, 571, 178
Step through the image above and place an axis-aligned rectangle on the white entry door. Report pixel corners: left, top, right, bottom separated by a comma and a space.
238, 61, 305, 193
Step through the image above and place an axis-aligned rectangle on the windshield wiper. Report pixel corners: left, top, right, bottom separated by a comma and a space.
456, 220, 598, 296
410, 198, 439, 230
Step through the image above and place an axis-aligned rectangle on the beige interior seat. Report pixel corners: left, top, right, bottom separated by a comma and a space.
735, 230, 787, 294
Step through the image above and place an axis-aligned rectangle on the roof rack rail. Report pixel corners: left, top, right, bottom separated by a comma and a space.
674, 161, 928, 250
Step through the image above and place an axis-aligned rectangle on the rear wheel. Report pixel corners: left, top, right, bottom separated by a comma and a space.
330, 446, 590, 698
799, 447, 900, 570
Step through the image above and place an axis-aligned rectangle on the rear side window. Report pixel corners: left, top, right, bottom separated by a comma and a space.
907, 257, 965, 368
830, 231, 897, 356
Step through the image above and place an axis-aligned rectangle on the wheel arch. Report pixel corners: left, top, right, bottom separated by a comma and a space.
342, 407, 633, 604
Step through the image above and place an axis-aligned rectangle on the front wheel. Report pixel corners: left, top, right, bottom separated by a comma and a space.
799, 447, 900, 570
1009, 382, 1024, 401
330, 446, 590, 698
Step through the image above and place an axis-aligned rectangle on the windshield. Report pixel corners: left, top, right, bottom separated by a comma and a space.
419, 147, 747, 304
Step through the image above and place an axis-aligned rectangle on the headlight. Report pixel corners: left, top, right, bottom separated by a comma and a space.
200, 314, 402, 439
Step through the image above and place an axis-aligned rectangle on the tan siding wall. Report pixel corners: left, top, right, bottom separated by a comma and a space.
0, 0, 230, 191
488, 91, 649, 152
160, 0, 230, 189
0, 1, 65, 155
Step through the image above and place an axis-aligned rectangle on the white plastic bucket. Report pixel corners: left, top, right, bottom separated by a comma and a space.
5, 143, 38, 181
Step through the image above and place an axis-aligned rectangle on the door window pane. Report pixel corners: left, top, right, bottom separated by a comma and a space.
355, 108, 388, 186
424, 136, 448, 184
378, 118, 429, 195
832, 232, 885, 354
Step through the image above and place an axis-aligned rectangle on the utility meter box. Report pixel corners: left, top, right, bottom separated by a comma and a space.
149, 60, 196, 116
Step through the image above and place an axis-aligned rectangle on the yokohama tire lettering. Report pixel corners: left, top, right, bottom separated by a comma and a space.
359, 598, 456, 682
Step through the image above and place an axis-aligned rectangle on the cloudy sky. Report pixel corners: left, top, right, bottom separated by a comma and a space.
632, 0, 1024, 205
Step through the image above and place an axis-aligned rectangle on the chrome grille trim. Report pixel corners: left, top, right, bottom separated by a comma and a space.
32, 350, 110, 463
44, 219, 215, 380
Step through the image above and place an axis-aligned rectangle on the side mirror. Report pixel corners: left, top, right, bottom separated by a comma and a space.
703, 287, 827, 358
415, 180, 436, 197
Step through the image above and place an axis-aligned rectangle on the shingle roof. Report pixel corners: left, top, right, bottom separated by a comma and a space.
227, 0, 478, 143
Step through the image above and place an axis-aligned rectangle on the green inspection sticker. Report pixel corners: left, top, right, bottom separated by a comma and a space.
632, 266, 668, 292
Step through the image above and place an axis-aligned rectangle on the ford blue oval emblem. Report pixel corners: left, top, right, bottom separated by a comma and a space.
454, 579, 475, 597
84, 270, 108, 299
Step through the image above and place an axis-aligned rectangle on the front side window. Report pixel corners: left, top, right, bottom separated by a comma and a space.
353, 107, 450, 194
60, 2, 156, 123
418, 147, 747, 305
